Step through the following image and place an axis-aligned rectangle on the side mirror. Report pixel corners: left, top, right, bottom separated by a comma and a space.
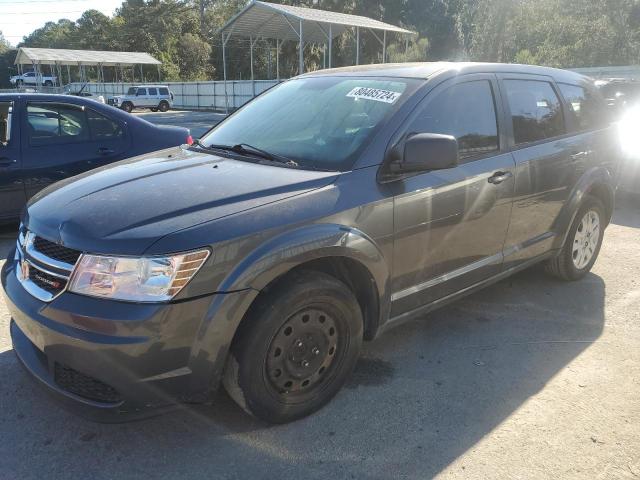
389, 133, 459, 174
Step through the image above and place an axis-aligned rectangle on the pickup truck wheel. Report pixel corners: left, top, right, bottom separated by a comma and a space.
158, 101, 170, 112
545, 195, 605, 281
121, 102, 133, 113
223, 270, 363, 423
44, 80, 53, 87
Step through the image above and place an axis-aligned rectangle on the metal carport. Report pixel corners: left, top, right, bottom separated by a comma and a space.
219, 0, 416, 84
14, 47, 162, 88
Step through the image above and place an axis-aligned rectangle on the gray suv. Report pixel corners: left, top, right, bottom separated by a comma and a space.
2, 63, 619, 423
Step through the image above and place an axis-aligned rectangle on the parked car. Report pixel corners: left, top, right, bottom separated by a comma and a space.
9, 71, 57, 87
596, 79, 640, 193
3, 63, 619, 424
0, 93, 192, 221
107, 85, 174, 113
64, 85, 106, 104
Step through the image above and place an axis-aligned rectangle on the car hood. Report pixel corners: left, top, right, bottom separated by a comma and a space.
25, 147, 340, 255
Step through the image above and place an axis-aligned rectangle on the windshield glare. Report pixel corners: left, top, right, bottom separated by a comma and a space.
201, 77, 415, 170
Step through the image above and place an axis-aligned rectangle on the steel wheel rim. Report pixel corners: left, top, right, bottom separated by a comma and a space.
266, 308, 340, 397
572, 209, 600, 270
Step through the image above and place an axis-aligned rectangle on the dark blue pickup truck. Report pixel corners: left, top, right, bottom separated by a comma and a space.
0, 94, 191, 221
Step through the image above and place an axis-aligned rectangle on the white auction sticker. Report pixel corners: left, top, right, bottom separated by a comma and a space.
346, 87, 402, 104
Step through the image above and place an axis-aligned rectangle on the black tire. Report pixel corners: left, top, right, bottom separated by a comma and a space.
223, 270, 363, 423
545, 195, 606, 281
121, 102, 133, 113
150, 108, 158, 112
44, 80, 53, 87
15, 80, 22, 88
158, 101, 170, 112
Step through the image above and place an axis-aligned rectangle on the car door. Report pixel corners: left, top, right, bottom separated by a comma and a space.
0, 98, 26, 219
388, 74, 517, 318
21, 101, 128, 199
147, 87, 159, 107
497, 75, 578, 268
135, 88, 149, 107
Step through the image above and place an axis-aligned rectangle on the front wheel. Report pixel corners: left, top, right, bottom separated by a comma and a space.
44, 80, 53, 87
121, 102, 133, 113
223, 271, 363, 423
545, 195, 606, 281
15, 80, 22, 88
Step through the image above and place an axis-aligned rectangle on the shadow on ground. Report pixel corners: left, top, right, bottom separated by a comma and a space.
0, 263, 606, 479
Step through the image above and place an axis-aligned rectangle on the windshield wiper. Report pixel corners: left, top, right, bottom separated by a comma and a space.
195, 141, 299, 167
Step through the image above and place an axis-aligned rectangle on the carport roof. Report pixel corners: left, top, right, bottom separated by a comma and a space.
220, 0, 416, 43
14, 47, 161, 67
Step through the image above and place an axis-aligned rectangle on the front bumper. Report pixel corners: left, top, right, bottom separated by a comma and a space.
2, 254, 257, 421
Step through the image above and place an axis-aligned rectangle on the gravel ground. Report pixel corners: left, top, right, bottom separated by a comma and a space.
0, 195, 638, 480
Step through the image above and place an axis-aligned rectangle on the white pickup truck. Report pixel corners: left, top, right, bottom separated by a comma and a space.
9, 71, 57, 87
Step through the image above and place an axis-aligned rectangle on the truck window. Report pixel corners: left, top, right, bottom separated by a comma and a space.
408, 80, 499, 162
148, 88, 158, 96
159, 88, 169, 96
136, 88, 147, 96
87, 109, 123, 140
504, 80, 565, 145
27, 103, 89, 146
558, 83, 608, 131
0, 102, 11, 145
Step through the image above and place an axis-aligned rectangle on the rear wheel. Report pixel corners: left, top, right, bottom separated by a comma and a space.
158, 101, 170, 112
121, 102, 133, 113
223, 271, 363, 423
545, 195, 605, 281
44, 80, 53, 87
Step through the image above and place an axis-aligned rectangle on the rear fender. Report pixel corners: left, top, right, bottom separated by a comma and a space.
552, 167, 615, 251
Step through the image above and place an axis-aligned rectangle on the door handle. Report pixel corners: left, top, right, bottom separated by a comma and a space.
570, 150, 590, 161
0, 157, 16, 168
488, 171, 513, 185
97, 147, 115, 155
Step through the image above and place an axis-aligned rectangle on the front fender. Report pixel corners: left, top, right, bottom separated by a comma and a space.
218, 223, 390, 298
552, 166, 615, 250
186, 224, 391, 398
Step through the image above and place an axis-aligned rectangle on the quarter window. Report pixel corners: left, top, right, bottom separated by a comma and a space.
558, 83, 607, 131
409, 80, 499, 161
159, 87, 169, 96
27, 103, 89, 145
504, 80, 565, 145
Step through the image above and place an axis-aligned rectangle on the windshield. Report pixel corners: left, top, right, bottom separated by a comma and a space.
127, 87, 137, 95
200, 77, 417, 171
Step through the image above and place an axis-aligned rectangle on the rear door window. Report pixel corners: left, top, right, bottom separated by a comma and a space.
408, 80, 500, 161
87, 109, 123, 140
504, 79, 565, 145
148, 87, 158, 96
558, 83, 608, 131
27, 103, 89, 145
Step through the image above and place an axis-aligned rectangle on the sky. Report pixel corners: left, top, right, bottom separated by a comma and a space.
0, 0, 123, 46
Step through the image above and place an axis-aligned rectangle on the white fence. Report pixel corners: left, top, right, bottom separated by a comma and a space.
570, 65, 640, 80
66, 80, 281, 111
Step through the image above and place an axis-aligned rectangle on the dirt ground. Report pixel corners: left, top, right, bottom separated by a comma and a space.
0, 195, 638, 480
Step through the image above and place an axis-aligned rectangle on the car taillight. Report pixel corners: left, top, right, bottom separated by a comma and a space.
186, 135, 194, 145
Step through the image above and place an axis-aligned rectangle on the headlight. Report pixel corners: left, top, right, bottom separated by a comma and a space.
68, 249, 210, 302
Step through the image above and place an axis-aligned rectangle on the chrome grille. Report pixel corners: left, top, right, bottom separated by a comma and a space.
15, 229, 82, 302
